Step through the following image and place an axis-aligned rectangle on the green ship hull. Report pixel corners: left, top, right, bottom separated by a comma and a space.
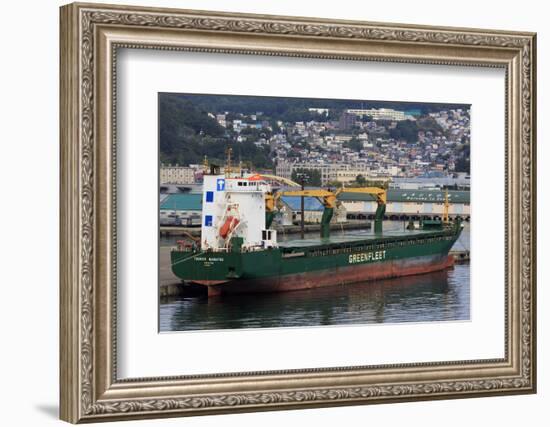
171, 222, 463, 297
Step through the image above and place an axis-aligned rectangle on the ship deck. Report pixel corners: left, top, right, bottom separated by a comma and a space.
278, 229, 448, 249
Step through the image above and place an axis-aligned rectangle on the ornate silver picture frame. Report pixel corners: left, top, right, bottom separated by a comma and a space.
60, 2, 536, 423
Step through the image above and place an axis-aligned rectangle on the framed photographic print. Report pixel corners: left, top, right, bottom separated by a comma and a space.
59, 2, 537, 423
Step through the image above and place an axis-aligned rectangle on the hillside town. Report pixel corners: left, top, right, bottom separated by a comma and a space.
160, 102, 470, 188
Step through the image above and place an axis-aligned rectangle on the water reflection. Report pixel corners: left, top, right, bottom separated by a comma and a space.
160, 264, 470, 332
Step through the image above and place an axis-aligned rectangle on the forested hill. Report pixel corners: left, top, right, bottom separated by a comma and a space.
159, 94, 274, 168
161, 92, 469, 118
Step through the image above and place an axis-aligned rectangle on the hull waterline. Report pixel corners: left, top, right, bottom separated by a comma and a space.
204, 254, 454, 297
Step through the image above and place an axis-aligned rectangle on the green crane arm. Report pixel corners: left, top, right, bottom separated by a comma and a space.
335, 187, 387, 233
274, 190, 338, 238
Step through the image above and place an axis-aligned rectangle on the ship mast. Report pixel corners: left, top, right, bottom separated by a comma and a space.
225, 147, 232, 177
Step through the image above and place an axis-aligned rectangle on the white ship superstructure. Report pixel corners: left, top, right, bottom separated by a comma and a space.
201, 174, 278, 251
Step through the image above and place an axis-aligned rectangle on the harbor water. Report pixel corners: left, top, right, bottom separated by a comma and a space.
159, 221, 470, 332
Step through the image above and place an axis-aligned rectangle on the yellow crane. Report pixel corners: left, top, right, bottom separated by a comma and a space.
260, 175, 388, 237
266, 186, 388, 238
335, 187, 387, 233
275, 189, 338, 208
273, 189, 339, 238
264, 192, 283, 228
334, 187, 386, 204
259, 174, 301, 228
443, 189, 449, 223
257, 174, 301, 188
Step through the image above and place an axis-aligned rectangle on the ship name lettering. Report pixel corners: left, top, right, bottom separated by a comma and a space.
195, 257, 223, 262
348, 250, 387, 264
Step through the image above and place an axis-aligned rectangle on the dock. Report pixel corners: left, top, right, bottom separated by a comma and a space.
159, 246, 201, 297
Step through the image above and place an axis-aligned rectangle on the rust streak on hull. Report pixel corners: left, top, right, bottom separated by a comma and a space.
203, 255, 454, 296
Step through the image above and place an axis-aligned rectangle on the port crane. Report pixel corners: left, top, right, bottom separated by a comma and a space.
257, 174, 301, 228
334, 187, 387, 233
272, 187, 387, 238
252, 170, 387, 237
273, 189, 338, 238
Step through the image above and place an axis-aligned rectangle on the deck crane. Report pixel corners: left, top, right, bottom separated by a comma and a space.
259, 172, 387, 237
274, 189, 339, 238
334, 187, 387, 233
257, 174, 301, 188
264, 192, 282, 229
257, 174, 301, 229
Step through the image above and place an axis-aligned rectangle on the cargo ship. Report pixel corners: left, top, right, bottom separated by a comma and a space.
170, 173, 463, 297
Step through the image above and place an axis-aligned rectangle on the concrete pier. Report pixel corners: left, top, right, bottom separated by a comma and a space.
159, 246, 185, 295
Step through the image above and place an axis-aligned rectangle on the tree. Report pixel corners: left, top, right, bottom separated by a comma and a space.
326, 180, 343, 188
355, 174, 367, 185
159, 94, 274, 169
454, 142, 470, 173
346, 178, 389, 189
343, 138, 363, 152
240, 127, 272, 140
291, 168, 322, 186
417, 117, 444, 135
389, 120, 419, 143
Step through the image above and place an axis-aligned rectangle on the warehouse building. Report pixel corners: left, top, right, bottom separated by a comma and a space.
339, 189, 470, 220
159, 193, 202, 226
